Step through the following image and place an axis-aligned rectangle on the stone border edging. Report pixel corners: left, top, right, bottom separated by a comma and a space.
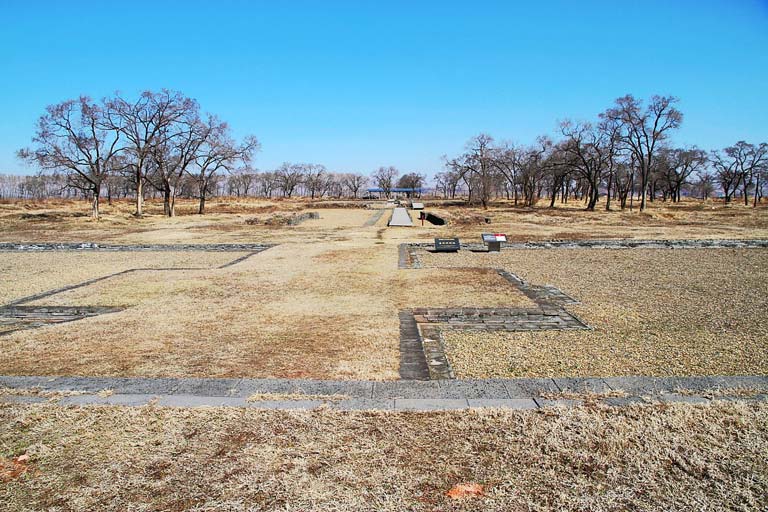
2, 375, 765, 410
0, 243, 274, 252
402, 239, 768, 257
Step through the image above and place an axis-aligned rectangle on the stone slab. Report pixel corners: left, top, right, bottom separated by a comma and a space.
535, 398, 583, 408
0, 375, 59, 389
394, 399, 469, 411
436, 379, 511, 399
372, 380, 442, 399
553, 377, 612, 393
389, 207, 413, 227
330, 399, 395, 411
52, 377, 181, 395
0, 395, 48, 404
503, 378, 560, 398
656, 394, 711, 405
246, 400, 325, 410
235, 379, 374, 399
170, 378, 243, 397
467, 399, 539, 409
59, 394, 158, 406
156, 395, 249, 408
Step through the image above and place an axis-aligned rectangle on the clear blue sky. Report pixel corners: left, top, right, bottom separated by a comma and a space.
1, 0, 766, 177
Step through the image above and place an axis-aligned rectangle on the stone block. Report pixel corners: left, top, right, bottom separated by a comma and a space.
503, 378, 559, 398
394, 399, 469, 410
467, 399, 538, 409
373, 380, 441, 399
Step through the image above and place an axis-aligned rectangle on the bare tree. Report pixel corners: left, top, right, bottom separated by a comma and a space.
728, 141, 768, 206
491, 144, 522, 205
18, 97, 122, 218
372, 166, 398, 198
105, 89, 197, 216
710, 148, 741, 203
602, 95, 683, 211
396, 172, 425, 197
187, 116, 259, 214
276, 163, 304, 198
559, 120, 614, 210
146, 100, 203, 216
693, 168, 716, 200
658, 147, 708, 202
302, 164, 327, 199
341, 173, 367, 198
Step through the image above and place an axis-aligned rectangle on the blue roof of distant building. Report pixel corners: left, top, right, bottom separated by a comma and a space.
367, 187, 423, 193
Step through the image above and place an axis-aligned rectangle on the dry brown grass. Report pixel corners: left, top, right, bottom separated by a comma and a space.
426, 248, 768, 378
414, 199, 768, 242
3, 197, 767, 245
1, 197, 766, 380
1, 401, 766, 511
0, 251, 243, 304
0, 226, 536, 378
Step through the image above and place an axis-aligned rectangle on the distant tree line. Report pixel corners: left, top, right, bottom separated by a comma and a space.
11, 91, 766, 215
438, 95, 767, 210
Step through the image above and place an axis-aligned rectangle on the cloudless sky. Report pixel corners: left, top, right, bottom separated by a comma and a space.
1, 0, 766, 177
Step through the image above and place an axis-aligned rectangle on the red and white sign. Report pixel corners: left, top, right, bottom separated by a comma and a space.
482, 233, 507, 243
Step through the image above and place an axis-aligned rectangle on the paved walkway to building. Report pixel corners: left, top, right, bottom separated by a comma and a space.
2, 375, 766, 410
388, 207, 413, 226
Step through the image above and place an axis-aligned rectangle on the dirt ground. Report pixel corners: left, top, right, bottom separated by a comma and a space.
1, 401, 766, 511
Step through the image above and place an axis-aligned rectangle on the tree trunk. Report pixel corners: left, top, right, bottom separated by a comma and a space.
163, 186, 172, 217
91, 185, 101, 219
135, 179, 144, 217
743, 178, 751, 206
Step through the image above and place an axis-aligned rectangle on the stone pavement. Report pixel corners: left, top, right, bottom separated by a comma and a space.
389, 207, 413, 227
1, 375, 766, 411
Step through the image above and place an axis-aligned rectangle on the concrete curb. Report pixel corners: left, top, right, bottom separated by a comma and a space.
2, 375, 766, 410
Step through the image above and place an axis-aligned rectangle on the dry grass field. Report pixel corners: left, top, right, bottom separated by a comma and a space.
0, 239, 532, 379
1, 197, 767, 380
3, 197, 768, 245
419, 247, 768, 378
0, 251, 244, 304
1, 401, 766, 511
1, 197, 767, 511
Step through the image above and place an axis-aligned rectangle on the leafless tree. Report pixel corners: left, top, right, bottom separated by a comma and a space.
341, 173, 367, 198
18, 97, 123, 218
726, 141, 768, 206
104, 90, 197, 216
276, 163, 304, 198
602, 95, 682, 211
559, 120, 615, 210
146, 102, 204, 216
657, 147, 708, 202
396, 172, 425, 197
302, 164, 327, 199
372, 166, 398, 198
186, 116, 259, 214
490, 144, 522, 205
693, 168, 716, 200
